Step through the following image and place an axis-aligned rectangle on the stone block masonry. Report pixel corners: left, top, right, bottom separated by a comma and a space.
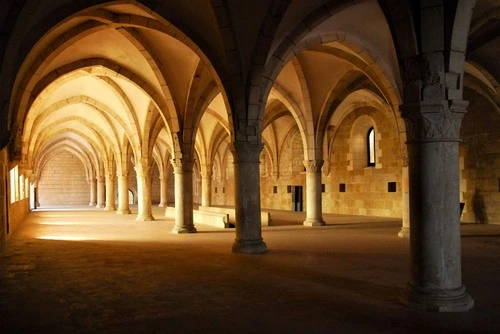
38, 151, 90, 205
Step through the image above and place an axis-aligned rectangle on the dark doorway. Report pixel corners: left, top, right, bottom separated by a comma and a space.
291, 185, 303, 212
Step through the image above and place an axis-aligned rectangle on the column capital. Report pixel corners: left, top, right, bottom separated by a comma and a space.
200, 170, 213, 178
229, 141, 263, 163
401, 100, 468, 143
96, 175, 105, 182
134, 164, 152, 177
171, 158, 194, 173
303, 159, 324, 173
105, 173, 116, 180
117, 171, 128, 178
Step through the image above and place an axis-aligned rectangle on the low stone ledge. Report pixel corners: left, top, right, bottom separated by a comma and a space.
165, 207, 230, 228
199, 206, 271, 226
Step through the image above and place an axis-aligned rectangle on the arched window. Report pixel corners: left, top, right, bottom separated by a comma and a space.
367, 127, 375, 166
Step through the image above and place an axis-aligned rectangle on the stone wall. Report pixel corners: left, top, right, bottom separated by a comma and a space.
0, 148, 8, 251
257, 107, 404, 218
324, 108, 403, 217
1, 148, 30, 253
38, 150, 90, 205
460, 89, 500, 224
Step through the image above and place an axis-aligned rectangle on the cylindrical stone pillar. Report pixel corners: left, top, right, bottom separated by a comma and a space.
96, 176, 105, 208
117, 172, 131, 214
104, 173, 116, 211
159, 176, 168, 207
135, 163, 154, 221
303, 160, 325, 226
89, 178, 97, 206
398, 165, 410, 237
201, 168, 213, 208
171, 159, 196, 233
230, 142, 267, 254
400, 101, 473, 312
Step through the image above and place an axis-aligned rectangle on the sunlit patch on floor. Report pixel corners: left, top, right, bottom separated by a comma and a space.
37, 235, 90, 241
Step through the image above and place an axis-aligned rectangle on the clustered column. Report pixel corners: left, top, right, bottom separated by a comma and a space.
200, 166, 212, 208
104, 173, 116, 211
117, 171, 130, 214
303, 159, 325, 226
96, 175, 105, 208
400, 101, 474, 311
230, 142, 267, 254
171, 158, 196, 233
135, 162, 154, 221
159, 176, 168, 207
89, 177, 97, 206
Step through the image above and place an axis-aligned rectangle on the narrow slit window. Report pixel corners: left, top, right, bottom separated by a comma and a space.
367, 127, 375, 166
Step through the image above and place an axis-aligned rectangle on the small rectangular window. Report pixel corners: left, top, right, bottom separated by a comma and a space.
273, 186, 278, 194
339, 183, 346, 192
287, 185, 292, 193
321, 184, 326, 193
388, 182, 397, 192
222, 187, 225, 194
215, 187, 218, 194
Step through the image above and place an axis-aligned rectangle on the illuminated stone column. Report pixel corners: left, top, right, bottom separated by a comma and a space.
117, 172, 131, 214
230, 142, 267, 254
135, 163, 154, 221
171, 158, 196, 233
89, 177, 97, 206
159, 176, 168, 207
104, 173, 116, 211
303, 159, 325, 226
400, 101, 473, 311
399, 165, 410, 237
201, 166, 213, 207
96, 176, 105, 208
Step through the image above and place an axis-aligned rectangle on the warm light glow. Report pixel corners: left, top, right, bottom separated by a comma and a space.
37, 235, 89, 241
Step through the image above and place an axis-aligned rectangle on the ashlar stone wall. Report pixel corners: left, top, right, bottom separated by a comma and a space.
324, 107, 403, 217
38, 150, 90, 205
460, 89, 500, 224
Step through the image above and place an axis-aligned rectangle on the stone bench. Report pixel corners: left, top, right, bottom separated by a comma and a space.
164, 207, 229, 228
198, 206, 271, 226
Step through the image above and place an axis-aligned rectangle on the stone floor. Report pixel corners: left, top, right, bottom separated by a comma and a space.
1, 206, 499, 333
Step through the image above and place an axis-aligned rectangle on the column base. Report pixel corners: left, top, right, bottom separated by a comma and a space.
136, 215, 155, 221
398, 227, 410, 238
401, 283, 474, 312
158, 203, 167, 208
171, 225, 197, 234
89, 202, 96, 206
232, 238, 267, 254
116, 209, 131, 215
303, 219, 326, 227
96, 203, 105, 208
104, 206, 116, 211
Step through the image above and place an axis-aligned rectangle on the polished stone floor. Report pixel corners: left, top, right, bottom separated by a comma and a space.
1, 206, 499, 333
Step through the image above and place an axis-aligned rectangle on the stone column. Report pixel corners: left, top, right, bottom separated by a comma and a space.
303, 159, 325, 226
117, 172, 131, 214
171, 158, 196, 233
200, 167, 213, 207
230, 142, 267, 253
104, 173, 116, 211
400, 101, 473, 312
89, 177, 97, 206
135, 163, 154, 221
96, 176, 105, 208
398, 165, 410, 237
159, 176, 168, 207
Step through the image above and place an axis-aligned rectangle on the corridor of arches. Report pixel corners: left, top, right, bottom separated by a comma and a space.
1, 0, 499, 321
